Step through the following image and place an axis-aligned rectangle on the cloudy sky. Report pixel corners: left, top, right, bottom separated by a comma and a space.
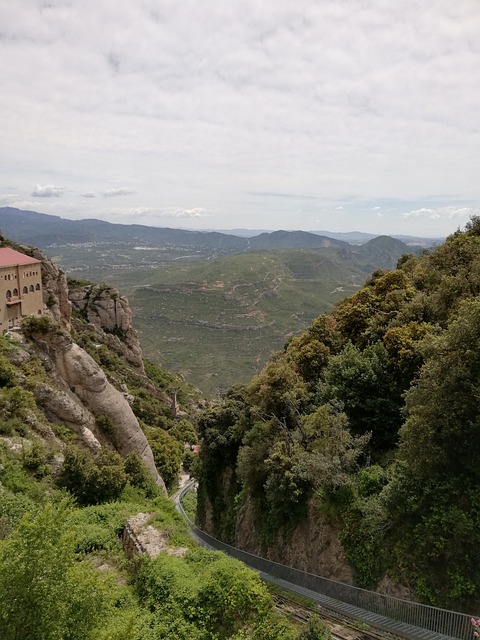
1, 1, 479, 237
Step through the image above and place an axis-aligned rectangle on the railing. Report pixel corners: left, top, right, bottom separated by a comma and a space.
176, 485, 476, 640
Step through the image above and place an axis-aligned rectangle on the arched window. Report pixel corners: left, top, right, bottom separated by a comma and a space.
6, 290, 11, 300
29, 285, 34, 292
35, 283, 41, 291
23, 286, 28, 294
13, 288, 18, 297
7, 274, 11, 280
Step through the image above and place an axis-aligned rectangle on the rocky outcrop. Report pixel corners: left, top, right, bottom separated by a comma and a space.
31, 247, 71, 329
33, 383, 101, 452
203, 492, 354, 584
2, 247, 168, 492
122, 512, 188, 558
69, 284, 144, 372
26, 323, 166, 493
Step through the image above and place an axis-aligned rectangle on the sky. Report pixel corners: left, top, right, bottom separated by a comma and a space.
0, 1, 479, 238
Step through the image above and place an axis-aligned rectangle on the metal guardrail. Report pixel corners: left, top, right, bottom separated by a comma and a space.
176, 485, 477, 640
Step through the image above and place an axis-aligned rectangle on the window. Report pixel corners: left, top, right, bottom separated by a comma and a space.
13, 288, 18, 297
23, 286, 28, 294
6, 290, 11, 300
29, 285, 34, 292
35, 283, 41, 291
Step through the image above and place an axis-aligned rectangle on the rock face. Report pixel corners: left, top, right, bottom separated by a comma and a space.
204, 492, 353, 584
31, 247, 71, 329
7, 246, 167, 493
69, 284, 144, 372
30, 324, 166, 493
123, 512, 188, 558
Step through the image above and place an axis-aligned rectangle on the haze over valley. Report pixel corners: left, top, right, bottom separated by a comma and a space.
0, 206, 439, 393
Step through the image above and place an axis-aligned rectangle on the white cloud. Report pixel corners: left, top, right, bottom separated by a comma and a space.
80, 191, 96, 198
0, 1, 479, 235
402, 207, 474, 220
31, 184, 63, 198
103, 188, 135, 197
0, 194, 20, 205
130, 207, 209, 219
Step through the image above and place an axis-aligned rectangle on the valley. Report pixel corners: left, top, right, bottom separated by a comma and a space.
53, 239, 422, 394
0, 208, 435, 394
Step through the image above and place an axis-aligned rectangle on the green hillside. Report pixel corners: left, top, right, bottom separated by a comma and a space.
117, 250, 364, 394
195, 217, 480, 611
0, 289, 301, 640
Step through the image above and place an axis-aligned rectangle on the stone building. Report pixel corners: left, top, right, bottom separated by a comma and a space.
0, 247, 43, 332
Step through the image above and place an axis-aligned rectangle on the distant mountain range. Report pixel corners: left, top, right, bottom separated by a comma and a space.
0, 207, 441, 253
205, 227, 443, 246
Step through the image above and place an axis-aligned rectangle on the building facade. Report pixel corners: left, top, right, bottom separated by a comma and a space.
0, 247, 43, 333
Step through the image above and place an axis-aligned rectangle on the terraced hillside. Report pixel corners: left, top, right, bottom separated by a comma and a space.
105, 250, 364, 394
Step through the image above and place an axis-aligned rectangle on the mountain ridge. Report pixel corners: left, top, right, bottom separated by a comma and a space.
0, 207, 440, 251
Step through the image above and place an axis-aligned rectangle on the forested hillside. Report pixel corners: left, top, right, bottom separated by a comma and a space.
0, 240, 317, 639
196, 218, 480, 611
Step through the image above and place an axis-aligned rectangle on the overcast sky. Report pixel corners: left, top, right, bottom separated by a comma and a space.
1, 1, 479, 237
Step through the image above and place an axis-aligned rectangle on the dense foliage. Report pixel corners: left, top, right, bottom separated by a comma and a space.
0, 267, 320, 638
196, 219, 480, 610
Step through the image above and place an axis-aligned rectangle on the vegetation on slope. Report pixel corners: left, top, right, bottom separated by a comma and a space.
0, 272, 328, 638
117, 249, 364, 394
196, 217, 480, 611
46, 231, 418, 394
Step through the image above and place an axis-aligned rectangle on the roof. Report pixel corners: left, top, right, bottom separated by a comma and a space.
0, 247, 41, 268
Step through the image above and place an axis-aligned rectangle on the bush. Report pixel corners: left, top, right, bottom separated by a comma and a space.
146, 429, 183, 493
0, 501, 110, 640
21, 315, 53, 335
299, 616, 332, 639
124, 453, 160, 499
96, 414, 117, 438
23, 441, 50, 478
59, 445, 127, 505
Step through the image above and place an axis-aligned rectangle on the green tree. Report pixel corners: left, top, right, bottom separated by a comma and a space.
59, 445, 127, 505
124, 452, 160, 499
387, 299, 480, 606
320, 342, 402, 453
146, 428, 183, 493
247, 356, 308, 426
0, 502, 109, 640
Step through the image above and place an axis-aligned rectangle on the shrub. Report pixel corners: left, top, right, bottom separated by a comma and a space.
96, 414, 117, 438
146, 429, 183, 493
21, 315, 53, 335
58, 445, 127, 505
0, 501, 110, 640
124, 453, 160, 499
23, 441, 50, 478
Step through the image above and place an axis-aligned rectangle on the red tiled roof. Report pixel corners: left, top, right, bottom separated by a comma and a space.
0, 247, 40, 267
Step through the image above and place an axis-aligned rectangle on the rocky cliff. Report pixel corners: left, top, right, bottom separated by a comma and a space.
69, 283, 144, 372
3, 243, 170, 493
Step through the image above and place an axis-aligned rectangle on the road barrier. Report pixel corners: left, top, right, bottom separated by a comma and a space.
177, 485, 477, 640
